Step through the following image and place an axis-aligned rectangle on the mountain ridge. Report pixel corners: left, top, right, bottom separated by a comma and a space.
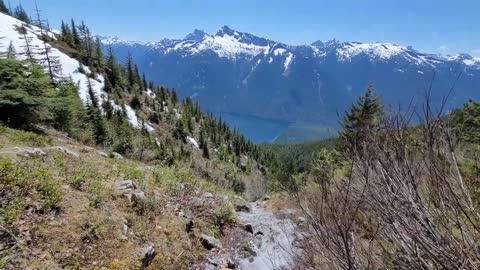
101, 25, 480, 143
100, 26, 480, 66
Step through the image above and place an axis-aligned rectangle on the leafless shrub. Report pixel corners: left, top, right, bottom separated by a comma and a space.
291, 99, 480, 269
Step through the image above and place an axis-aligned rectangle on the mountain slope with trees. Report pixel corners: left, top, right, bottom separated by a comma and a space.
0, 4, 286, 269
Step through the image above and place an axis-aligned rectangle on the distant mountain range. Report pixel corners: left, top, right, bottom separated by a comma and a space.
101, 26, 480, 142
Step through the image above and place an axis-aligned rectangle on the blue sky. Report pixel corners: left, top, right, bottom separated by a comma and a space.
11, 0, 480, 56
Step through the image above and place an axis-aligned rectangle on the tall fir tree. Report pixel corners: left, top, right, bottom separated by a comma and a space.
13, 4, 30, 23
340, 83, 384, 151
6, 41, 16, 59
0, 0, 9, 14
71, 19, 81, 48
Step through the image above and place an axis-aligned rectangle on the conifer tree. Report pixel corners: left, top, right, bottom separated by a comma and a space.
94, 37, 104, 68
0, 0, 9, 14
6, 41, 16, 59
134, 64, 142, 90
61, 20, 74, 45
105, 47, 121, 89
17, 25, 37, 65
340, 83, 384, 151
126, 52, 135, 87
33, 1, 47, 30
71, 19, 81, 48
13, 4, 30, 24
142, 73, 148, 91
86, 79, 106, 144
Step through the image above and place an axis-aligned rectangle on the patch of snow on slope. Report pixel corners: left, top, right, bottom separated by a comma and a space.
0, 13, 106, 105
274, 48, 287, 56
146, 88, 156, 98
337, 42, 405, 61
463, 59, 477, 66
186, 136, 199, 148
0, 13, 155, 132
284, 53, 293, 72
190, 33, 269, 58
125, 105, 154, 131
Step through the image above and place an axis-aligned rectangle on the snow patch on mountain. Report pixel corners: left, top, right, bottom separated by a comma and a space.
336, 42, 406, 61
125, 105, 154, 131
0, 13, 107, 106
284, 53, 293, 72
192, 32, 270, 58
274, 48, 287, 56
186, 136, 199, 148
0, 13, 155, 132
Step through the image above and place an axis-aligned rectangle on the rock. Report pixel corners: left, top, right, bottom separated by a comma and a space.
255, 231, 264, 237
185, 219, 194, 233
177, 210, 186, 218
297, 217, 306, 224
96, 150, 108, 157
204, 263, 216, 270
141, 245, 156, 269
235, 204, 250, 213
244, 224, 254, 234
47, 146, 80, 157
117, 180, 138, 191
200, 234, 222, 250
205, 255, 220, 266
131, 192, 146, 206
203, 192, 214, 199
112, 152, 124, 160
223, 258, 236, 269
8, 147, 47, 157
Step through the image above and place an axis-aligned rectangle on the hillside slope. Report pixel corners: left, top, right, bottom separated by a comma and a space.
0, 12, 273, 200
0, 11, 289, 270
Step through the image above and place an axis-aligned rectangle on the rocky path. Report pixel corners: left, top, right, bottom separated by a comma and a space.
237, 202, 297, 270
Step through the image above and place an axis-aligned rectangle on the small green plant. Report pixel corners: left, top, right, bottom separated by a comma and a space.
37, 178, 62, 210
213, 204, 237, 228
118, 162, 144, 180
1, 198, 25, 224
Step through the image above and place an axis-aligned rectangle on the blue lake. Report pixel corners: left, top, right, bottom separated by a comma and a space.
213, 112, 290, 143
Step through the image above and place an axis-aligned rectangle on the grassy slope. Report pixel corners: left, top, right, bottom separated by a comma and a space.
0, 126, 246, 269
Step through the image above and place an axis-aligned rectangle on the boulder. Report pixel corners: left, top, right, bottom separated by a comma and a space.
96, 150, 108, 157
9, 147, 47, 157
244, 224, 254, 234
200, 234, 222, 250
235, 204, 251, 213
112, 152, 124, 160
131, 192, 146, 206
297, 217, 307, 224
140, 245, 156, 269
117, 180, 138, 191
47, 146, 80, 157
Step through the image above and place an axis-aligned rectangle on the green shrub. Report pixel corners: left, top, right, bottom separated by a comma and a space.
213, 204, 237, 228
35, 169, 62, 210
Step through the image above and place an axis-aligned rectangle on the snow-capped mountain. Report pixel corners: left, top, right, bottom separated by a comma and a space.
102, 26, 480, 140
